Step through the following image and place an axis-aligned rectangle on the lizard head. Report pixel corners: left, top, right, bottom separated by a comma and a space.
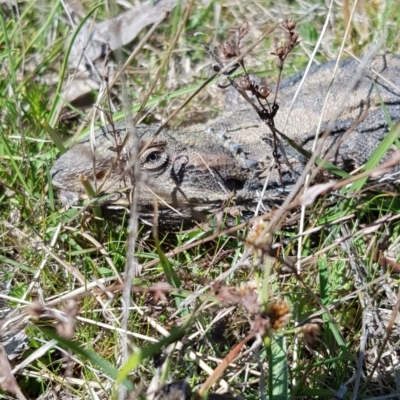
51, 124, 258, 222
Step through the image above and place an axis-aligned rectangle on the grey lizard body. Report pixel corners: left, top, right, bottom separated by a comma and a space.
51, 55, 400, 223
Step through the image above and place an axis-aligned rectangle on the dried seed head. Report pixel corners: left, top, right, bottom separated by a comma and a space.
237, 281, 260, 314
214, 284, 240, 304
289, 32, 301, 50
265, 300, 291, 331
213, 64, 222, 72
283, 18, 297, 32
255, 83, 271, 99
237, 22, 250, 42
220, 41, 238, 59
237, 75, 252, 91
271, 46, 286, 60
299, 323, 321, 347
248, 219, 269, 241
214, 281, 261, 314
253, 314, 271, 336
56, 300, 79, 339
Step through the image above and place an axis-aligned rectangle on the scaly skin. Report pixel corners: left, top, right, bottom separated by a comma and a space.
51, 55, 400, 223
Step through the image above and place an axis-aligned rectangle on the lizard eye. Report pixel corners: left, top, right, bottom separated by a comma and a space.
147, 152, 158, 162
140, 148, 169, 172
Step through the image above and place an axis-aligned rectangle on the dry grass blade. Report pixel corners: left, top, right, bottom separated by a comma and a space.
0, 349, 27, 400
196, 332, 255, 399
2, 0, 400, 398
71, 9, 171, 146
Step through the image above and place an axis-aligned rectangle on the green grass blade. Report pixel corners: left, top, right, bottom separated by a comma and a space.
0, 130, 30, 193
39, 327, 134, 391
280, 131, 350, 178
48, 4, 102, 127
347, 121, 400, 193
116, 321, 191, 386
271, 334, 288, 400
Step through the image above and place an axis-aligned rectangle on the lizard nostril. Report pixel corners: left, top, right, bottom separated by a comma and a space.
96, 170, 106, 179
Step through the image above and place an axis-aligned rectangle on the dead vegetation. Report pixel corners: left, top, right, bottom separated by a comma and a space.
1, 0, 400, 399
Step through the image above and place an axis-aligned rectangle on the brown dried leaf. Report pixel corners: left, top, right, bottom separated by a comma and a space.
0, 350, 27, 399
299, 182, 336, 206
359, 214, 392, 235
214, 285, 240, 305
150, 282, 173, 303
56, 300, 79, 339
25, 301, 44, 318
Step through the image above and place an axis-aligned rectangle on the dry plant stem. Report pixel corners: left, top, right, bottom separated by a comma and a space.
262, 48, 378, 239
345, 50, 400, 93
61, 1, 102, 84
363, 288, 400, 389
54, 7, 102, 125
254, 166, 273, 216
133, 22, 278, 156
62, 227, 123, 283
120, 79, 140, 400
73, 14, 171, 395
339, 227, 367, 400
15, 370, 102, 391
300, 213, 400, 264
0, 221, 85, 284
260, 0, 333, 231
204, 26, 287, 187
19, 223, 61, 302
273, 213, 355, 248
71, 10, 169, 147
196, 331, 255, 398
293, 0, 356, 379
296, 0, 362, 194
198, 37, 269, 121
328, 153, 400, 191
89, 84, 106, 192
298, 271, 391, 324
45, 276, 118, 307
114, 0, 197, 210
2, 222, 121, 317
76, 316, 158, 343
139, 152, 399, 273
12, 339, 58, 376
299, 0, 356, 257
130, 302, 230, 391
98, 23, 278, 198
133, 0, 196, 124
76, 10, 169, 201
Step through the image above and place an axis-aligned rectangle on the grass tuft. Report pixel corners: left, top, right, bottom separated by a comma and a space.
1, 1, 400, 399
